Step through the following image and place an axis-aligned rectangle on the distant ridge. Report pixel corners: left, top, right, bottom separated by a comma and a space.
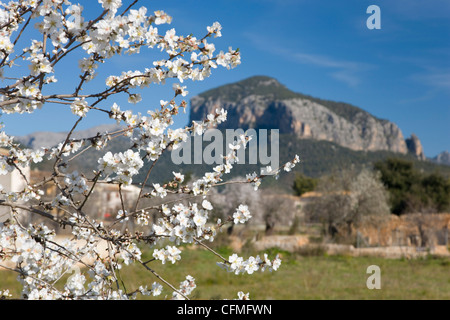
431, 151, 450, 166
190, 75, 415, 156
16, 123, 123, 150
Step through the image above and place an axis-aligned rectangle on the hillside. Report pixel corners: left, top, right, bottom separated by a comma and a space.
29, 131, 450, 194
19, 75, 450, 192
16, 124, 123, 150
190, 76, 422, 157
195, 75, 383, 123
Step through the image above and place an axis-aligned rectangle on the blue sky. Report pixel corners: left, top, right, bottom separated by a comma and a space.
3, 0, 449, 157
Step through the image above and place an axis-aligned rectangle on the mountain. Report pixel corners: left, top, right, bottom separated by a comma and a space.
27, 130, 450, 194
431, 151, 450, 166
17, 75, 427, 161
16, 123, 123, 150
190, 75, 422, 157
405, 133, 426, 161
18, 75, 450, 193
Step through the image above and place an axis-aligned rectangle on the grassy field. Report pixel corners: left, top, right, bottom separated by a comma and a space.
1, 244, 449, 300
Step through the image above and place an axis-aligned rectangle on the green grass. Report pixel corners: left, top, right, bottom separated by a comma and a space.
2, 245, 449, 300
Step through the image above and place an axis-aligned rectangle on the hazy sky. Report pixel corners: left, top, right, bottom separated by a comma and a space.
3, 0, 449, 157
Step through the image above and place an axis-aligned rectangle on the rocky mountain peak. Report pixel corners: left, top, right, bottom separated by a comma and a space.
431, 151, 450, 166
190, 76, 419, 156
405, 133, 426, 161
193, 75, 300, 104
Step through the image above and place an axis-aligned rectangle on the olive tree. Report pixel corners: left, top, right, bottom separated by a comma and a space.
305, 168, 390, 241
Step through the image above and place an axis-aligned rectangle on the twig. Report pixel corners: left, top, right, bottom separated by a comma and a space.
133, 158, 159, 213
138, 260, 189, 300
0, 201, 74, 227
194, 238, 229, 263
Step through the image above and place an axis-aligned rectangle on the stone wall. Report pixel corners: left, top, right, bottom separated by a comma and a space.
237, 213, 450, 258
357, 213, 450, 247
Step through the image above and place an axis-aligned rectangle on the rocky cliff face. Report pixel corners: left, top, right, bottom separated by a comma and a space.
190, 76, 411, 154
405, 134, 426, 160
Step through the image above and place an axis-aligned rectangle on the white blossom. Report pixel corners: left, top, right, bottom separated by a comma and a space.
0, 1, 296, 301
233, 204, 251, 224
70, 98, 89, 117
154, 10, 172, 25
237, 291, 250, 300
153, 245, 181, 264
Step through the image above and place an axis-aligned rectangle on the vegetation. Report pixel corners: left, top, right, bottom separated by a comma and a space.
198, 75, 304, 102
198, 75, 383, 124
2, 244, 449, 300
421, 173, 450, 212
374, 158, 450, 214
303, 168, 390, 240
31, 133, 450, 195
292, 173, 318, 196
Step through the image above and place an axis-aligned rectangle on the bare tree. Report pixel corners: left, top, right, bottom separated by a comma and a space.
305, 168, 390, 241
258, 190, 297, 235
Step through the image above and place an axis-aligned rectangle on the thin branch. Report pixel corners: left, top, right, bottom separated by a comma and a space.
133, 158, 159, 213
53, 116, 84, 169
137, 259, 189, 300
194, 238, 229, 263
119, 0, 139, 17
78, 171, 101, 211
118, 183, 126, 214
11, 162, 29, 185
0, 201, 75, 227
65, 144, 92, 163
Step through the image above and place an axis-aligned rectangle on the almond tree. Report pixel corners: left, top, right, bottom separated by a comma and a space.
0, 0, 299, 300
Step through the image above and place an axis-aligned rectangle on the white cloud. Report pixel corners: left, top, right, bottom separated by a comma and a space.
409, 65, 450, 91
329, 71, 361, 87
399, 69, 450, 104
419, 72, 450, 90
244, 32, 372, 87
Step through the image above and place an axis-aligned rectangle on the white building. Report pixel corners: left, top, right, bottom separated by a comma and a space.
90, 183, 141, 220
0, 148, 30, 222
